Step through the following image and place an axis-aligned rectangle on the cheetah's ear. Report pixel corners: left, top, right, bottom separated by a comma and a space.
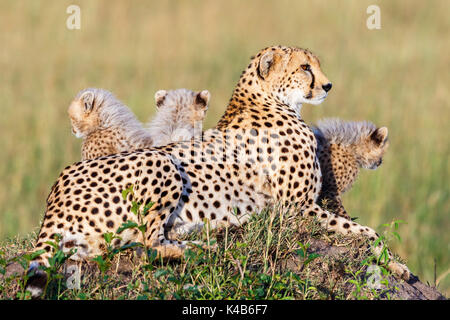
154, 90, 167, 109
258, 51, 281, 80
80, 91, 95, 113
370, 127, 388, 145
195, 90, 210, 110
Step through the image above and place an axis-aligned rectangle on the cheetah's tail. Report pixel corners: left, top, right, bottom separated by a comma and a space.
25, 261, 48, 299
25, 248, 53, 299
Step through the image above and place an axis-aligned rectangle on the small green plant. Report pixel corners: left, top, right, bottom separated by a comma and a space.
9, 234, 76, 299
91, 185, 158, 296
372, 219, 406, 267
42, 236, 77, 298
2, 250, 44, 299
380, 219, 406, 243
345, 219, 407, 300
294, 241, 321, 268
117, 184, 155, 263
346, 258, 396, 300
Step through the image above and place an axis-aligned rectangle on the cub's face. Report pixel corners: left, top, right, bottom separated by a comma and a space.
257, 47, 332, 111
68, 91, 100, 138
357, 127, 390, 170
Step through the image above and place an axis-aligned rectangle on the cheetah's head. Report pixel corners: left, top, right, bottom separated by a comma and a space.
254, 46, 332, 113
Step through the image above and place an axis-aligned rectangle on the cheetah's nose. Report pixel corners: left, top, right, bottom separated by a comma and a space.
322, 83, 332, 92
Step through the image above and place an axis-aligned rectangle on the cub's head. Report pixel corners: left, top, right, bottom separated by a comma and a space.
154, 88, 210, 125
248, 46, 331, 111
314, 118, 389, 170
68, 88, 104, 138
355, 126, 389, 170
68, 88, 126, 138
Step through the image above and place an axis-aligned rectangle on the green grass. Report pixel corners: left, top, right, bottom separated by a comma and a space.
0, 205, 403, 300
0, 0, 448, 296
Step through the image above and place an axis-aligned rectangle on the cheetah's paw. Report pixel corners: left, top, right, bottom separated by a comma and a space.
388, 260, 411, 281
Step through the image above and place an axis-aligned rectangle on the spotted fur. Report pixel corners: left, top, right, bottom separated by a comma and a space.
312, 118, 389, 218
148, 89, 210, 146
69, 88, 210, 160
28, 46, 409, 298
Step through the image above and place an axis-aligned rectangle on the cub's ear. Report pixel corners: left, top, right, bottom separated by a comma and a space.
154, 90, 167, 108
80, 91, 95, 113
258, 51, 281, 80
195, 90, 210, 110
370, 127, 389, 145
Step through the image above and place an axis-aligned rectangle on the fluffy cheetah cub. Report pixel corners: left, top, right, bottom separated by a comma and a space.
148, 88, 210, 146
313, 118, 389, 219
68, 88, 210, 160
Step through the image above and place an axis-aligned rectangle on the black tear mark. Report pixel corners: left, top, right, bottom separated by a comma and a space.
306, 91, 313, 99
309, 70, 315, 89
256, 60, 263, 79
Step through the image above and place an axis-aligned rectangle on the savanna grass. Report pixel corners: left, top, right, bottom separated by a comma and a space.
0, 204, 399, 300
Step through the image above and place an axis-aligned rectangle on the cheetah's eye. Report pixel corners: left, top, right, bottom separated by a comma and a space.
301, 64, 310, 71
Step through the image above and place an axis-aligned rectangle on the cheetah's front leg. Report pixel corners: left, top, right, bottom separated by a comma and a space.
317, 193, 350, 220
301, 203, 410, 281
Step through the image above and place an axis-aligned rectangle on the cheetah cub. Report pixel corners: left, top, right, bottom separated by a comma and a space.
148, 88, 210, 146
68, 88, 210, 160
312, 118, 389, 219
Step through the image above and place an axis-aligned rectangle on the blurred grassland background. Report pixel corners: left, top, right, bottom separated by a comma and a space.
0, 0, 448, 295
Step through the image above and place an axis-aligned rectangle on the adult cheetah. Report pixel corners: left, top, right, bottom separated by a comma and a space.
313, 118, 389, 219
69, 88, 209, 160
28, 46, 409, 298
